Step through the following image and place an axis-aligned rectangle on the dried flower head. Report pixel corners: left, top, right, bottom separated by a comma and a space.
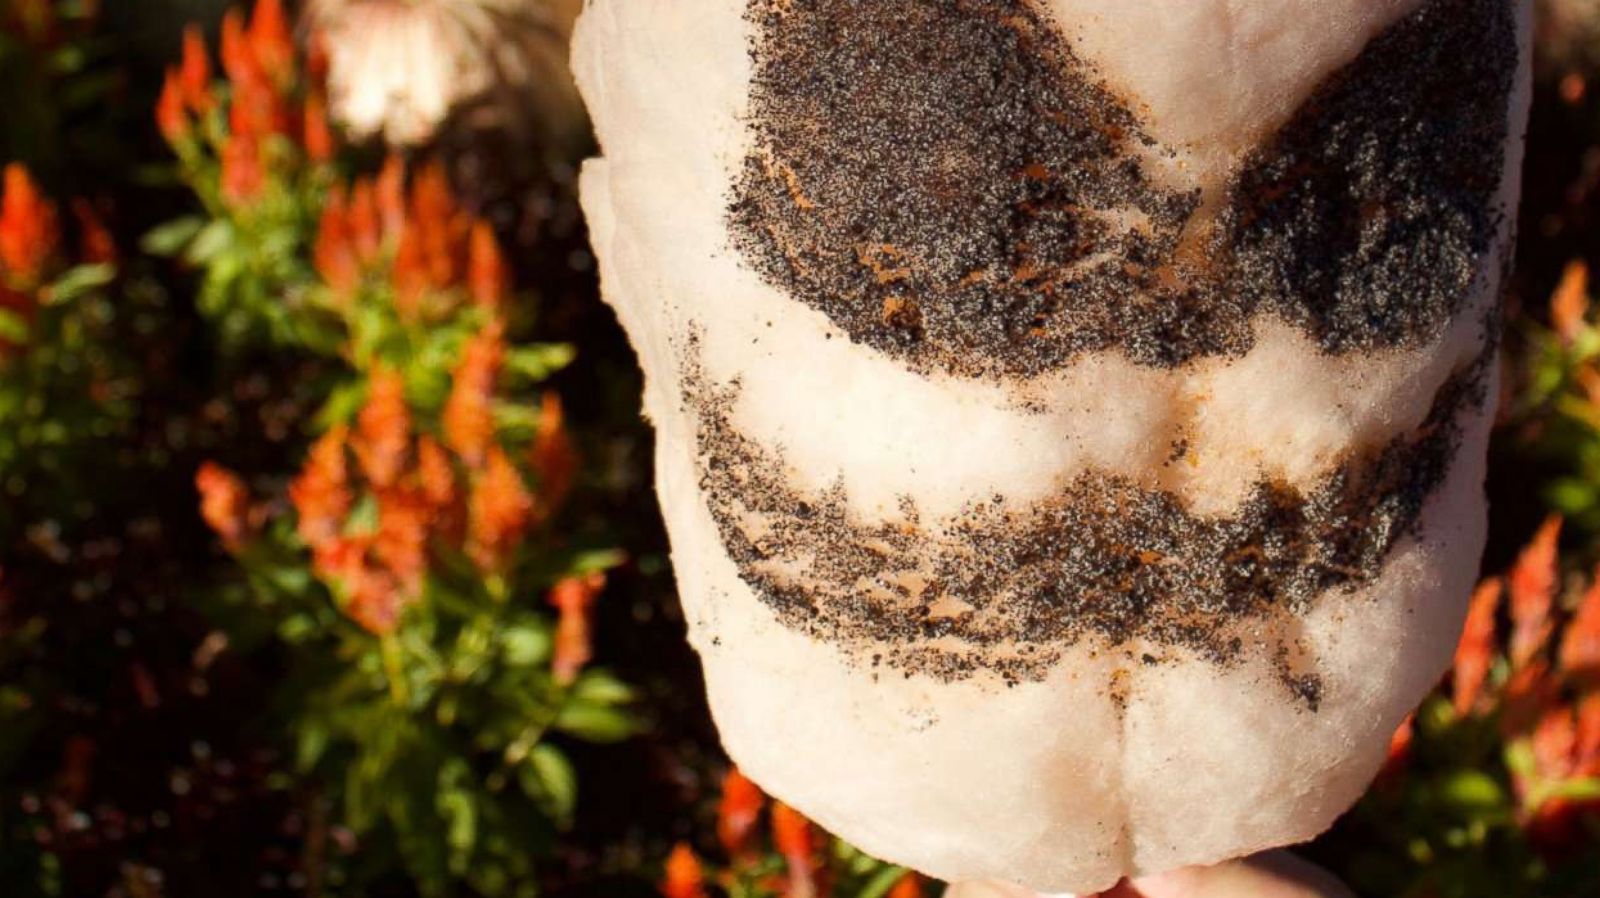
302, 0, 586, 146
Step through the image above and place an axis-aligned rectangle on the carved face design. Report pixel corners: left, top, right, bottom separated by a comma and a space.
694, 0, 1515, 698
572, 0, 1523, 888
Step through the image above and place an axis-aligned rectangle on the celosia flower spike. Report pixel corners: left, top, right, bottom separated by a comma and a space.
443, 322, 505, 467
179, 25, 213, 111
468, 220, 508, 310
314, 186, 360, 299
660, 843, 707, 898
1453, 577, 1502, 716
0, 163, 60, 288
716, 767, 765, 860
157, 70, 191, 144
771, 802, 818, 898
247, 0, 295, 84
196, 462, 253, 550
467, 446, 533, 573
290, 425, 352, 548
1560, 571, 1600, 687
354, 368, 412, 489
1509, 515, 1562, 669
1551, 260, 1590, 344
549, 573, 604, 685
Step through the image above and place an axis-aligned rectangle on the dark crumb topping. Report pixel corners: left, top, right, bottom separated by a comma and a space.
682, 337, 1493, 706
729, 0, 1516, 379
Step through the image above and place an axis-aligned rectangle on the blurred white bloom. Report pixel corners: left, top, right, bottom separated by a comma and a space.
303, 0, 584, 146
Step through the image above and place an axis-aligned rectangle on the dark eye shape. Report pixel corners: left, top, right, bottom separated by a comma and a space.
728, 0, 1517, 380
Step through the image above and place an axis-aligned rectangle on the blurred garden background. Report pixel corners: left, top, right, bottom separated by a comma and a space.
1, 0, 1599, 895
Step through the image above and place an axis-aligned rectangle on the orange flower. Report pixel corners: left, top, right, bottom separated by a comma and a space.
0, 164, 59, 288
157, 70, 191, 144
374, 487, 431, 595
219, 9, 256, 86
248, 0, 295, 84
219, 133, 266, 206
319, 537, 407, 635
771, 802, 817, 898
887, 874, 925, 898
661, 843, 707, 898
354, 369, 412, 489
348, 178, 383, 263
1551, 261, 1590, 344
314, 187, 360, 298
468, 220, 507, 310
71, 199, 116, 267
1560, 572, 1600, 687
410, 162, 467, 289
229, 72, 289, 140
392, 224, 429, 317
532, 390, 578, 521
468, 446, 533, 573
376, 155, 407, 242
1376, 713, 1415, 789
179, 25, 213, 111
290, 426, 352, 548
443, 322, 505, 467
550, 572, 604, 685
1577, 692, 1600, 777
196, 462, 252, 550
349, 574, 407, 634
1510, 516, 1562, 669
1503, 660, 1561, 738
304, 93, 336, 164
1453, 577, 1502, 716
1532, 704, 1579, 784
416, 436, 457, 511
717, 767, 765, 859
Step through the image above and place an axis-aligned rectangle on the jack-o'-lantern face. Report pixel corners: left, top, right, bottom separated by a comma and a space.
573, 0, 1524, 889
682, 0, 1515, 695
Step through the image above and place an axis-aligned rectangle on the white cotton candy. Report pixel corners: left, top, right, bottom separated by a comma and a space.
573, 0, 1531, 891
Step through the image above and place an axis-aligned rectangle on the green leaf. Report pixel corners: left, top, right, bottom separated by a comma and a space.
45, 264, 115, 305
315, 379, 369, 430
1434, 769, 1506, 813
439, 787, 477, 854
856, 865, 911, 898
141, 216, 205, 257
500, 625, 551, 668
523, 743, 578, 825
185, 219, 236, 265
297, 723, 330, 772
569, 548, 627, 576
570, 670, 635, 706
505, 344, 577, 384
552, 702, 635, 743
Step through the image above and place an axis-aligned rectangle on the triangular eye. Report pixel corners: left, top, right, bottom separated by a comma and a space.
729, 0, 1517, 380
